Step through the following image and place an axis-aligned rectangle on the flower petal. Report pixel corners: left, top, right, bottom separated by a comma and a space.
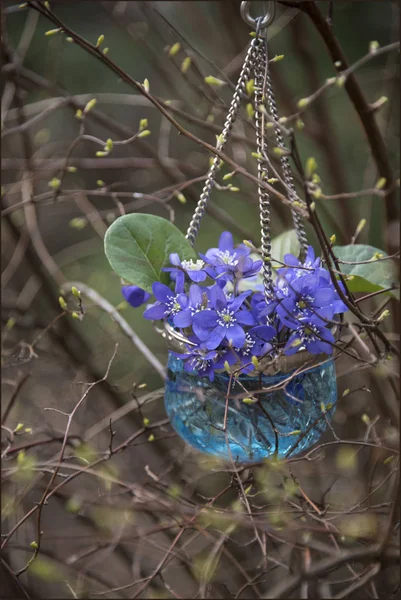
169, 253, 181, 266
225, 323, 246, 348
284, 333, 303, 355
121, 285, 150, 308
313, 287, 334, 306
188, 270, 207, 282
283, 253, 300, 267
152, 282, 173, 303
203, 326, 225, 350
209, 284, 227, 310
250, 325, 276, 341
189, 284, 203, 307
143, 303, 166, 320
219, 231, 234, 252
236, 310, 255, 326
229, 290, 251, 312
193, 311, 218, 340
173, 309, 192, 328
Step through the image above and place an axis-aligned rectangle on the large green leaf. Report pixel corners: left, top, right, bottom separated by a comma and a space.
104, 214, 198, 293
332, 244, 399, 299
271, 229, 301, 268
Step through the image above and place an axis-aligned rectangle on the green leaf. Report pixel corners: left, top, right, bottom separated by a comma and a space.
271, 229, 301, 268
332, 244, 399, 299
104, 214, 198, 293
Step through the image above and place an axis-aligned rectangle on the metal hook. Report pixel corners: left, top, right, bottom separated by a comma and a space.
240, 1, 275, 31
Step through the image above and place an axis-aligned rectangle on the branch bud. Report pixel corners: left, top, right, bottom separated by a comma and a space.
305, 157, 317, 178
246, 79, 255, 95
59, 296, 67, 311
45, 28, 62, 36
181, 56, 191, 73
377, 309, 390, 323
204, 76, 226, 87
96, 34, 105, 48
137, 129, 151, 138
83, 98, 97, 114
375, 177, 387, 190
48, 178, 61, 189
369, 40, 380, 53
169, 42, 181, 57
297, 97, 309, 109
246, 103, 255, 119
270, 54, 284, 63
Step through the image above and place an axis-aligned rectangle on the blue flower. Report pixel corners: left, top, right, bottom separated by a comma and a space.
284, 314, 336, 355
278, 245, 321, 282
143, 278, 188, 325
173, 347, 217, 381
276, 274, 335, 329
215, 325, 275, 374
163, 253, 214, 283
172, 284, 209, 328
121, 285, 151, 308
199, 232, 249, 273
251, 292, 278, 325
192, 285, 254, 350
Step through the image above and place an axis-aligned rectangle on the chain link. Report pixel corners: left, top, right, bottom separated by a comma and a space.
185, 39, 258, 245
253, 37, 274, 300
260, 39, 309, 256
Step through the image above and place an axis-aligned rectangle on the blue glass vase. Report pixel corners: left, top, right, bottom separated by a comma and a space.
165, 352, 337, 463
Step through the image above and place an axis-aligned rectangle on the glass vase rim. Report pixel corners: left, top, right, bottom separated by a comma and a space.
163, 321, 333, 376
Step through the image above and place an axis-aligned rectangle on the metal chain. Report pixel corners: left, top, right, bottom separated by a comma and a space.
253, 37, 274, 300
261, 40, 309, 255
185, 3, 309, 305
185, 39, 258, 245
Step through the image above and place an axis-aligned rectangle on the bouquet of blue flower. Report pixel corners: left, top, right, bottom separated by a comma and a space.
122, 231, 348, 382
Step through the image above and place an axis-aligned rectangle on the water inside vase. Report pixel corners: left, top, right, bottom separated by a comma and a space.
164, 353, 337, 462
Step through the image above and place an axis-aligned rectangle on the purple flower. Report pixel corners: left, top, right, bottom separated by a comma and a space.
278, 245, 321, 282
251, 292, 278, 325
122, 285, 151, 308
276, 274, 335, 330
215, 325, 275, 374
163, 253, 214, 283
200, 232, 249, 271
173, 348, 217, 381
315, 270, 349, 313
143, 278, 188, 325
173, 284, 210, 328
284, 313, 335, 355
192, 285, 254, 350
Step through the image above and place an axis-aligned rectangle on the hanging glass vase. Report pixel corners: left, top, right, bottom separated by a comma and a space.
164, 335, 336, 462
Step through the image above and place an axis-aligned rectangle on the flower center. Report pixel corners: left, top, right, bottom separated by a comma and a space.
217, 250, 238, 266
181, 259, 205, 271
191, 355, 210, 372
303, 325, 318, 340
190, 304, 208, 316
235, 333, 255, 355
217, 308, 236, 327
165, 295, 182, 315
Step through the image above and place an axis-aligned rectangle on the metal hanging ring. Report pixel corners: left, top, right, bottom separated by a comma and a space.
240, 1, 275, 31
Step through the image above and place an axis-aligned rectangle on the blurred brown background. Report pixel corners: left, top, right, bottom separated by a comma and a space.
1, 1, 399, 598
